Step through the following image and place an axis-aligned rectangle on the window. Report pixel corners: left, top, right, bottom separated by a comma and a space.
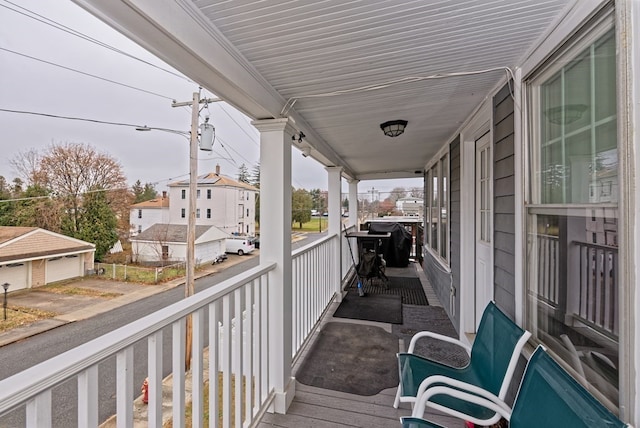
207, 189, 211, 199
137, 209, 142, 219
239, 204, 244, 218
425, 151, 449, 262
181, 208, 185, 218
526, 20, 619, 409
246, 208, 249, 218
207, 208, 211, 219
181, 189, 186, 199
138, 225, 142, 233
196, 208, 200, 218
197, 189, 201, 198
162, 245, 169, 260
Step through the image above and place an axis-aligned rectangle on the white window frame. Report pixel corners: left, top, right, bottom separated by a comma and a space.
425, 145, 450, 265
524, 9, 622, 412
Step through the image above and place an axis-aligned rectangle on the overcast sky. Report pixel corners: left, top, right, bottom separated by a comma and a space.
0, 0, 422, 198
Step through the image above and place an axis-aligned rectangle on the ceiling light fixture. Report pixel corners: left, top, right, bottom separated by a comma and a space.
380, 120, 408, 137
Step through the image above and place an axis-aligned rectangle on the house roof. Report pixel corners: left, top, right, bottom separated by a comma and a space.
168, 172, 257, 192
0, 227, 95, 263
131, 197, 170, 209
130, 224, 228, 243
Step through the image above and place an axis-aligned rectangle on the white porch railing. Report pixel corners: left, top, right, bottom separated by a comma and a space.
0, 264, 276, 428
0, 230, 355, 427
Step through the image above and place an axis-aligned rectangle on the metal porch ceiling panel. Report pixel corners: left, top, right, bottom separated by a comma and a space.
191, 0, 573, 178
75, 0, 574, 179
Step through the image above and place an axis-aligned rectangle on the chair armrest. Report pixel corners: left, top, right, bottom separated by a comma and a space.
412, 385, 512, 426
407, 331, 472, 355
415, 375, 509, 413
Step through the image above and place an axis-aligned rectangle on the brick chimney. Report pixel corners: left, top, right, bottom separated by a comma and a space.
215, 164, 221, 175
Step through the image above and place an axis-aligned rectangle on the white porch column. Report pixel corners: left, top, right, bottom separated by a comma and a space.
252, 118, 295, 413
325, 167, 343, 236
348, 179, 359, 229
326, 166, 343, 299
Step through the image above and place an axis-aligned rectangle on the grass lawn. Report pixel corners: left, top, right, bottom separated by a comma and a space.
292, 217, 327, 232
0, 306, 57, 333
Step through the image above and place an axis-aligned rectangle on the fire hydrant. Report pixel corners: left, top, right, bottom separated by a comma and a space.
141, 378, 149, 404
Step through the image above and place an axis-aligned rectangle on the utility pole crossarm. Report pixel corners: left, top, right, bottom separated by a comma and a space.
171, 97, 222, 108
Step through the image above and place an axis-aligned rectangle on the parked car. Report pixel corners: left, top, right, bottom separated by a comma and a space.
248, 236, 260, 249
225, 237, 255, 255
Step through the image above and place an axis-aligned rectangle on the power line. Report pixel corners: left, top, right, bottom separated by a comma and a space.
0, 47, 176, 101
215, 103, 260, 148
0, 0, 193, 84
0, 108, 176, 131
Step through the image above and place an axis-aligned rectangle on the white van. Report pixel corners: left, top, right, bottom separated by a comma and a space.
225, 237, 255, 256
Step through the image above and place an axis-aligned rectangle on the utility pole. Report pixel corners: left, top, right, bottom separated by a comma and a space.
171, 92, 220, 370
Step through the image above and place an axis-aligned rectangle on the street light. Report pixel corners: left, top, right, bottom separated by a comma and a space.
2, 283, 9, 321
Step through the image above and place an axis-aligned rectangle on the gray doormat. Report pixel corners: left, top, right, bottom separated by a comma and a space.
333, 291, 402, 324
296, 322, 399, 395
393, 305, 470, 368
349, 276, 429, 305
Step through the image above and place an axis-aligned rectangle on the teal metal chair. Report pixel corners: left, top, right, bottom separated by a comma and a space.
395, 302, 531, 426
401, 346, 630, 428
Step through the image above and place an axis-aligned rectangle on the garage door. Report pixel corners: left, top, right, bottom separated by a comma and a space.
0, 262, 29, 291
47, 255, 82, 283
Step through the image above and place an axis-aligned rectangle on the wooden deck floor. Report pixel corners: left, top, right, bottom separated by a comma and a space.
257, 263, 463, 428
257, 381, 461, 428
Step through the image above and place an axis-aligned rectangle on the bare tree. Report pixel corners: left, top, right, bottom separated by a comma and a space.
10, 148, 44, 186
36, 142, 128, 233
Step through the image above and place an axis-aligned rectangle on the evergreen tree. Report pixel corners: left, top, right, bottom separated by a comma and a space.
75, 190, 118, 261
132, 180, 157, 203
237, 163, 250, 183
250, 163, 260, 188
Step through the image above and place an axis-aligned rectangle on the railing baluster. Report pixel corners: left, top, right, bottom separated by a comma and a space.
116, 347, 134, 428
245, 282, 254, 420
234, 288, 243, 428
222, 294, 232, 428
26, 390, 52, 428
208, 300, 220, 428
78, 366, 98, 427
148, 331, 163, 427
192, 308, 205, 428
172, 319, 186, 428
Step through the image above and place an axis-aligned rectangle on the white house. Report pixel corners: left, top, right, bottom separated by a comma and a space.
129, 191, 170, 237
0, 227, 95, 292
130, 223, 228, 264
167, 165, 258, 236
396, 197, 423, 217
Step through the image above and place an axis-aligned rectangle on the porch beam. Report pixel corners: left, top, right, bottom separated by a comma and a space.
252, 118, 296, 414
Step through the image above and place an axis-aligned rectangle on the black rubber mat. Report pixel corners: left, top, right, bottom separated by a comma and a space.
350, 276, 428, 305
296, 322, 399, 395
333, 290, 402, 324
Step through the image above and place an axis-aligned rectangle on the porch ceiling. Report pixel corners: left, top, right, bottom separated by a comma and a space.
74, 0, 575, 180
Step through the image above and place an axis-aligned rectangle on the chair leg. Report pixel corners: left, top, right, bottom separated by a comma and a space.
393, 386, 401, 408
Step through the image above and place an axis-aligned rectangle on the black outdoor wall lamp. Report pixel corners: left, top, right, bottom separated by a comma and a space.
380, 120, 408, 137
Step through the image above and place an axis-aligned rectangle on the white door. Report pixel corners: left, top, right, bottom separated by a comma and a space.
47, 255, 82, 283
475, 132, 493, 329
0, 262, 29, 291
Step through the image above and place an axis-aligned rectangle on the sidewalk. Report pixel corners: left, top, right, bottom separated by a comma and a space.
0, 252, 255, 348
